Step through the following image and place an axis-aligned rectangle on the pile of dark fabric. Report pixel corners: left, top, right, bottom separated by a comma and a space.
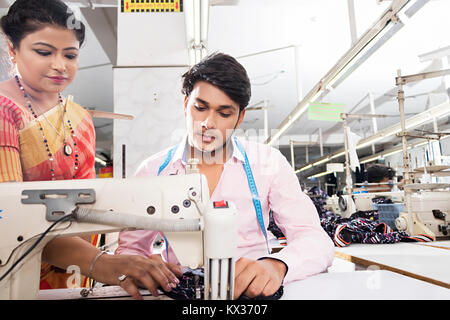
268, 210, 285, 239
372, 196, 393, 204
307, 186, 330, 217
306, 187, 433, 247
163, 268, 283, 300
267, 186, 433, 247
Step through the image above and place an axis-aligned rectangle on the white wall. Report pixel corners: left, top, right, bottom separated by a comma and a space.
0, 34, 11, 82
113, 7, 191, 178
116, 8, 188, 66
113, 67, 187, 178
0, 9, 10, 82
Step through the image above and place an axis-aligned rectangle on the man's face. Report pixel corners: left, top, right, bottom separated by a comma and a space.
184, 81, 245, 155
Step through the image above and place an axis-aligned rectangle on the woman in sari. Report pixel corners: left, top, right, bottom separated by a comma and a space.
1, 91, 99, 289
0, 0, 181, 299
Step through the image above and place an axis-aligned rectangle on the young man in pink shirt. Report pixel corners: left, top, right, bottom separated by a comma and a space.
116, 52, 334, 299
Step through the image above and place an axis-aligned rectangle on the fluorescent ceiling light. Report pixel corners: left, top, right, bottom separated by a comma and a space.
383, 148, 408, 158
266, 0, 427, 146
269, 89, 324, 145
200, 0, 209, 43
297, 100, 450, 171
358, 100, 450, 149
185, 0, 210, 65
308, 171, 333, 179
360, 155, 381, 164
330, 151, 346, 160
359, 135, 449, 164
326, 21, 404, 90
295, 164, 312, 174
312, 157, 331, 166
193, 0, 201, 46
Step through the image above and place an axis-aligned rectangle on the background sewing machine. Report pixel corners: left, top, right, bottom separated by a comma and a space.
325, 193, 362, 218
325, 188, 449, 239
395, 184, 450, 240
352, 191, 404, 211
325, 191, 403, 219
0, 173, 237, 300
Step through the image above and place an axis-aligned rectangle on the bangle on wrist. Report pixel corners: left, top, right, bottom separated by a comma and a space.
80, 250, 107, 298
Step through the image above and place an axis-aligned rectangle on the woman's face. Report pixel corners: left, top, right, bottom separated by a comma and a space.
9, 25, 80, 94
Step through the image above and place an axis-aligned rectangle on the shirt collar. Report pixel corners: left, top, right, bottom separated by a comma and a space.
171, 135, 246, 166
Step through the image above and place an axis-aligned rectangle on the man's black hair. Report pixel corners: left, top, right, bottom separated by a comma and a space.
181, 52, 251, 111
1, 0, 86, 48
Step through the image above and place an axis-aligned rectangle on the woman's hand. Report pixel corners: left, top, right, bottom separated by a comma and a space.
42, 237, 183, 300
95, 253, 183, 300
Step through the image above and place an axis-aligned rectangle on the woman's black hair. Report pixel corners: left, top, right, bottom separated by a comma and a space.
181, 52, 252, 111
366, 164, 396, 183
0, 0, 85, 48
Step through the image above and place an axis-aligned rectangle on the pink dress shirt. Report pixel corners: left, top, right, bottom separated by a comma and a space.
116, 136, 334, 284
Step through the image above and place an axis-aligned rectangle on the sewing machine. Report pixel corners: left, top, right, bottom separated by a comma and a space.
0, 173, 237, 300
395, 185, 450, 239
348, 189, 449, 239
352, 191, 404, 212
326, 191, 404, 216
324, 191, 400, 218
325, 195, 356, 218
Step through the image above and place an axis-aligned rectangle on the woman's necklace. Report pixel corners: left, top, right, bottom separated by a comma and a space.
15, 75, 79, 179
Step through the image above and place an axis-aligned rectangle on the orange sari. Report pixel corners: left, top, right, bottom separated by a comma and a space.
0, 94, 97, 289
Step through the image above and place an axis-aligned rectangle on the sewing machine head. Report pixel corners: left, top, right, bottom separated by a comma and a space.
352, 191, 404, 212
324, 194, 356, 218
353, 187, 449, 239
396, 186, 450, 239
0, 174, 237, 300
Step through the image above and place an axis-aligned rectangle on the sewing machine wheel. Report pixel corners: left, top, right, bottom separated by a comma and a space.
395, 216, 408, 231
338, 195, 347, 212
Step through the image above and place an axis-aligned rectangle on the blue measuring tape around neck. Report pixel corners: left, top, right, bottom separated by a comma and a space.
232, 137, 270, 254
157, 137, 271, 257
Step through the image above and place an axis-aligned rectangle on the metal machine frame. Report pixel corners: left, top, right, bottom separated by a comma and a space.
0, 174, 237, 300
394, 68, 450, 239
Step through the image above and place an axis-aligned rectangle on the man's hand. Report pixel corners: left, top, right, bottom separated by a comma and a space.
233, 257, 286, 299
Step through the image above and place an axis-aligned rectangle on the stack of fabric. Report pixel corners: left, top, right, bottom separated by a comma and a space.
305, 187, 433, 247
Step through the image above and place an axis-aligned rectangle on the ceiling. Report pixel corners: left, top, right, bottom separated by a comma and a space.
1, 0, 449, 170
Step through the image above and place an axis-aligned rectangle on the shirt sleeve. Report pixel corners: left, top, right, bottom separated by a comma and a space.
0, 103, 23, 182
115, 229, 158, 257
264, 149, 335, 283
